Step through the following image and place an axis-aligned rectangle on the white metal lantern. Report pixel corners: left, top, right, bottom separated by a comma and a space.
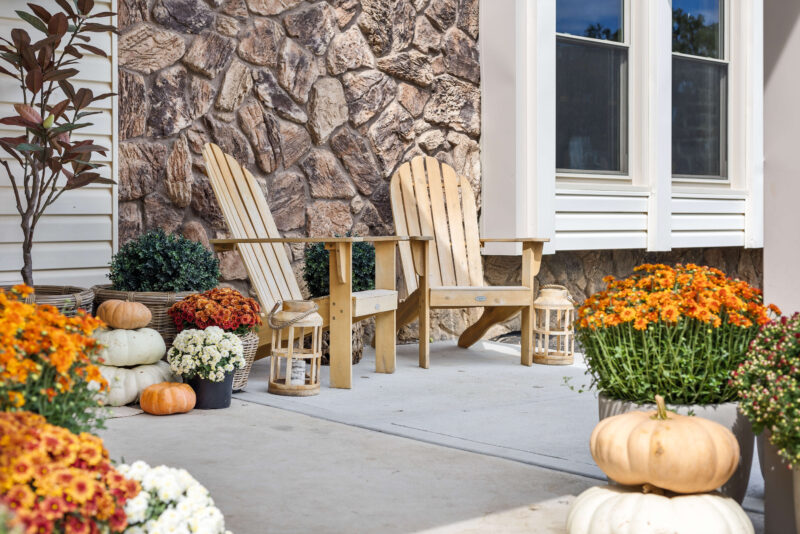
268, 300, 323, 396
532, 284, 575, 365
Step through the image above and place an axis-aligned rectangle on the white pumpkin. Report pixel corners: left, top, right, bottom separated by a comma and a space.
99, 361, 176, 406
94, 327, 166, 367
566, 485, 754, 534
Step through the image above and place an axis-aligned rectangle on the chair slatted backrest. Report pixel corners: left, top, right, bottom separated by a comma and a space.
390, 156, 483, 293
202, 143, 302, 309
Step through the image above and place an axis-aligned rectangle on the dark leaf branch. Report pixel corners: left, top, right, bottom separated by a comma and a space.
0, 1, 117, 285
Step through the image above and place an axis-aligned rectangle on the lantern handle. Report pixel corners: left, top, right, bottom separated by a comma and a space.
267, 300, 320, 330
540, 284, 576, 304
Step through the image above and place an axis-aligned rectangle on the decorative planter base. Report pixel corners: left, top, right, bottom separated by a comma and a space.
795, 468, 800, 534
598, 394, 754, 503
3, 285, 94, 316
757, 433, 797, 534
188, 372, 233, 409
232, 331, 258, 392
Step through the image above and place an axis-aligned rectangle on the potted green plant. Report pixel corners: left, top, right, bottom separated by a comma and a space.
303, 239, 375, 364
732, 312, 800, 534
575, 263, 779, 503
0, 1, 116, 313
167, 326, 246, 409
93, 230, 220, 344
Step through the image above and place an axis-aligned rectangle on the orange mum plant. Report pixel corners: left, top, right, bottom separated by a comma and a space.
168, 287, 262, 336
576, 264, 779, 404
0, 411, 139, 534
0, 285, 107, 433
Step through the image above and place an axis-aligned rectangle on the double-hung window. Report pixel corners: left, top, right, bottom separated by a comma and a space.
479, 0, 762, 253
672, 0, 727, 179
556, 0, 628, 175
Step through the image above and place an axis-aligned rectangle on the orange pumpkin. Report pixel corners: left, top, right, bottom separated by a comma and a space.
97, 299, 152, 329
590, 395, 739, 494
140, 382, 195, 415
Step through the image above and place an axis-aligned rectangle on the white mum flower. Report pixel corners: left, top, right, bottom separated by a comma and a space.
124, 491, 149, 524
205, 326, 224, 344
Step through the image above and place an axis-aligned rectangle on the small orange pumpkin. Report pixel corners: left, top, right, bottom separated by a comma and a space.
140, 382, 196, 415
97, 299, 152, 329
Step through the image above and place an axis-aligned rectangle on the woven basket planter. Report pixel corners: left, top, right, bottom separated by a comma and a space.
3, 285, 94, 316
92, 285, 194, 346
233, 331, 259, 392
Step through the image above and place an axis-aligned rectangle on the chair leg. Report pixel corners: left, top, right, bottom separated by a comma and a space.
520, 304, 534, 366
418, 300, 429, 369
457, 306, 521, 348
371, 292, 419, 349
374, 310, 396, 373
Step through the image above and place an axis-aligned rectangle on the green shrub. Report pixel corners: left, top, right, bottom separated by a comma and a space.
303, 239, 375, 298
733, 313, 800, 467
109, 230, 220, 292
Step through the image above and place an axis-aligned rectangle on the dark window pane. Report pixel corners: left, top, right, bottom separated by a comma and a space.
673, 0, 722, 58
556, 38, 627, 173
672, 57, 727, 177
557, 0, 623, 42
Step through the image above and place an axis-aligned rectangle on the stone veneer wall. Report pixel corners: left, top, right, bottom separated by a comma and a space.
117, 0, 480, 289
117, 0, 765, 341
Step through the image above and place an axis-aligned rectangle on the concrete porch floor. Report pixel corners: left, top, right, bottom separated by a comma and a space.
99, 341, 766, 533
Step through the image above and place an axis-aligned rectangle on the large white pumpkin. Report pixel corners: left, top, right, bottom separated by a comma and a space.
94, 328, 166, 367
566, 485, 754, 534
99, 361, 176, 406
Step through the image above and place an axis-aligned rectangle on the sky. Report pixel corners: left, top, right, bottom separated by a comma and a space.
556, 0, 720, 38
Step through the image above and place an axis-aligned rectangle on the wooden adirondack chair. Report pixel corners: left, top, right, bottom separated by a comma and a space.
390, 156, 548, 368
202, 143, 415, 389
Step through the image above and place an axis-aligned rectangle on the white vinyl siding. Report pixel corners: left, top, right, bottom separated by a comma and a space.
670, 194, 747, 248
553, 190, 648, 250
0, 0, 118, 287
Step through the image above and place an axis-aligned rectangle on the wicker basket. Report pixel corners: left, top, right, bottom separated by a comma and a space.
92, 285, 194, 346
2, 285, 94, 316
233, 331, 259, 392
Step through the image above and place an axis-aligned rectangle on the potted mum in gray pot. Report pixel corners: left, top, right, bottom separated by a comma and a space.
575, 263, 779, 503
733, 312, 800, 534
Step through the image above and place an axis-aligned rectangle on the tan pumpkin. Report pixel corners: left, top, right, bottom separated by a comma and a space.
140, 382, 196, 415
590, 395, 739, 494
97, 299, 152, 329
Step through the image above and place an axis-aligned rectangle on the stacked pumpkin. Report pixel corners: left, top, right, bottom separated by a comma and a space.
567, 395, 754, 534
94, 300, 176, 406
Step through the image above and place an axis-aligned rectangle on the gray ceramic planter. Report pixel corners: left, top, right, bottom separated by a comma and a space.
757, 432, 797, 534
598, 394, 754, 503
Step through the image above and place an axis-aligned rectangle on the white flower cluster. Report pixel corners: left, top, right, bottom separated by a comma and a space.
167, 327, 245, 382
119, 461, 232, 534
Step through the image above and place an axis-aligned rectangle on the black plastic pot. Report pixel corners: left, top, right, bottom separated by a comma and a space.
188, 372, 234, 409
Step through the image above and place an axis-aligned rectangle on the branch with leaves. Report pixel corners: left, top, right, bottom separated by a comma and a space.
0, 0, 116, 285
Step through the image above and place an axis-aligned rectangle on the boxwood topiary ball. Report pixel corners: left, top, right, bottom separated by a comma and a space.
109, 229, 220, 292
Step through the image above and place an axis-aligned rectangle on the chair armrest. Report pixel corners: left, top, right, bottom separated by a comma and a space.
209, 236, 424, 252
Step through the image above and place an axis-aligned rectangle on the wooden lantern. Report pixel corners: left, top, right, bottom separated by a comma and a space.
532, 284, 575, 365
268, 301, 323, 396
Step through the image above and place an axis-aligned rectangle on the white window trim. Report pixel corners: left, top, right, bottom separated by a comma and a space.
479, 0, 764, 254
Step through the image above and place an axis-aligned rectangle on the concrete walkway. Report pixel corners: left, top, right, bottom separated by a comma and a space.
236, 340, 765, 513
100, 400, 594, 534
99, 341, 766, 533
